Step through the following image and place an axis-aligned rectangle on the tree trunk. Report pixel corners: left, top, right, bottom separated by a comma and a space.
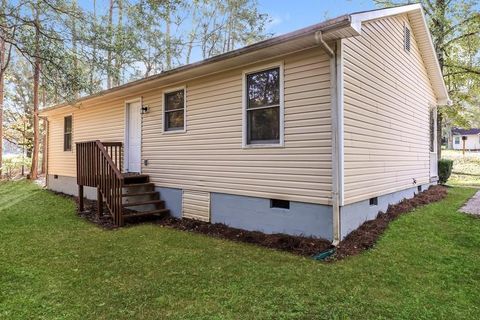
107, 0, 114, 89
113, 0, 123, 86
434, 0, 446, 159
90, 0, 97, 93
165, 2, 172, 70
0, 36, 4, 178
30, 4, 40, 180
72, 0, 78, 99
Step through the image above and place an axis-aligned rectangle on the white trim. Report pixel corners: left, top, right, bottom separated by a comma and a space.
161, 85, 187, 134
63, 113, 74, 153
350, 4, 450, 105
124, 97, 143, 173
350, 3, 422, 33
242, 61, 285, 149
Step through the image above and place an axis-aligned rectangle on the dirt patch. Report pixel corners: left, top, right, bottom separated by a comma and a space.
49, 185, 447, 259
333, 185, 448, 260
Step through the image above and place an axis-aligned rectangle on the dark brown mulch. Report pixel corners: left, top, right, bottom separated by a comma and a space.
58, 191, 333, 256
155, 217, 333, 256
48, 185, 447, 259
333, 185, 448, 260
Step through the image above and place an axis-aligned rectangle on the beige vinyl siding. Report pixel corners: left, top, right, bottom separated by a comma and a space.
342, 14, 437, 204
182, 190, 211, 221
142, 47, 332, 205
46, 47, 332, 204
47, 100, 125, 177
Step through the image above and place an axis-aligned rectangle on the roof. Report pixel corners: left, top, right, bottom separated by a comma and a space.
41, 4, 450, 116
452, 128, 480, 135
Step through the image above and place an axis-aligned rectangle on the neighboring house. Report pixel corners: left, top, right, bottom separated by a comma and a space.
40, 4, 449, 244
451, 128, 480, 150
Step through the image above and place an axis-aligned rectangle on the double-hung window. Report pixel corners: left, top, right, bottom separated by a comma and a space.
64, 115, 72, 151
244, 65, 283, 146
163, 88, 185, 132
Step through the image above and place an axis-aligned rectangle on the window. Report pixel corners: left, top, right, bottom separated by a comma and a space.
64, 116, 72, 151
244, 66, 283, 146
455, 136, 460, 144
163, 88, 185, 132
404, 24, 411, 52
369, 197, 378, 206
429, 108, 435, 152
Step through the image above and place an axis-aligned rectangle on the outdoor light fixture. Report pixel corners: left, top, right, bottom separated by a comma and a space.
141, 105, 149, 114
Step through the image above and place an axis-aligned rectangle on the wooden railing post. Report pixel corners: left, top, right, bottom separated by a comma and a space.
78, 185, 84, 212
97, 187, 103, 219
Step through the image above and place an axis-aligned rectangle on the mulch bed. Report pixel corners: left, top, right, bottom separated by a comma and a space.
333, 185, 448, 260
51, 185, 447, 260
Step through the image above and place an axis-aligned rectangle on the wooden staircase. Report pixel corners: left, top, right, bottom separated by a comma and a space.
121, 174, 169, 221
76, 141, 169, 226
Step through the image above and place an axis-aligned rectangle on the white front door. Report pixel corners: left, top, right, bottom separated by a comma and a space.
126, 101, 142, 173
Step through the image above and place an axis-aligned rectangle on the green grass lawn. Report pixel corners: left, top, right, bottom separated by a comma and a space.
442, 149, 480, 187
1, 181, 480, 319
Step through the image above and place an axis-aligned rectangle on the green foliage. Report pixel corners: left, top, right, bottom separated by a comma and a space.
0, 182, 480, 319
0, 155, 31, 179
442, 149, 480, 187
438, 158, 454, 184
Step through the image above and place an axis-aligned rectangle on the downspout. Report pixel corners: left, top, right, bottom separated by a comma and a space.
334, 39, 344, 245
39, 116, 49, 187
317, 31, 343, 245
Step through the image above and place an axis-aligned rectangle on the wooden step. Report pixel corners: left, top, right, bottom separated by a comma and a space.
123, 209, 169, 219
122, 182, 155, 189
122, 199, 164, 208
121, 191, 158, 197
123, 174, 149, 184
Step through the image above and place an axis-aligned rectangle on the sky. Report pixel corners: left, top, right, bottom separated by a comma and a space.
78, 0, 379, 37
259, 0, 377, 36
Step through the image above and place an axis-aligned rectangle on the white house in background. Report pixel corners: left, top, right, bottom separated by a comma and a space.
40, 4, 449, 244
452, 128, 480, 150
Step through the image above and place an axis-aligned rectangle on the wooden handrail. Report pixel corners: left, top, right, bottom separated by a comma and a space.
76, 140, 124, 226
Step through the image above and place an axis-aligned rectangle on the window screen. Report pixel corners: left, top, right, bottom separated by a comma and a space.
164, 89, 185, 131
64, 116, 72, 151
246, 67, 281, 145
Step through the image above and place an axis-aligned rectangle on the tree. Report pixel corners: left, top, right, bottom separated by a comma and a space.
30, 0, 40, 180
374, 1, 480, 158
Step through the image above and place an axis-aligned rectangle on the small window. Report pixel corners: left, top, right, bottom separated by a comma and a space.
271, 199, 290, 209
404, 24, 411, 52
417, 185, 422, 193
369, 197, 378, 206
164, 89, 185, 131
64, 116, 72, 151
245, 67, 282, 145
454, 136, 460, 144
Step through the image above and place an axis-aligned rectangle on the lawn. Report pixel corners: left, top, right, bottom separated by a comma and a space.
443, 149, 480, 187
1, 182, 480, 319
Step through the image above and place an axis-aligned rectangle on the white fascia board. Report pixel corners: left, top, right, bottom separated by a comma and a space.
349, 3, 450, 105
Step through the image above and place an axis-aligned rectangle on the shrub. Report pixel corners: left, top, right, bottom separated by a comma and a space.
438, 159, 453, 184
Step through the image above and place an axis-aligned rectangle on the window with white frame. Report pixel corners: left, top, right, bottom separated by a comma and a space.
454, 136, 460, 144
163, 89, 185, 132
245, 67, 282, 145
64, 115, 72, 151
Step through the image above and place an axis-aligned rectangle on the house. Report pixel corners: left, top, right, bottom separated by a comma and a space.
451, 128, 480, 150
40, 4, 449, 244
